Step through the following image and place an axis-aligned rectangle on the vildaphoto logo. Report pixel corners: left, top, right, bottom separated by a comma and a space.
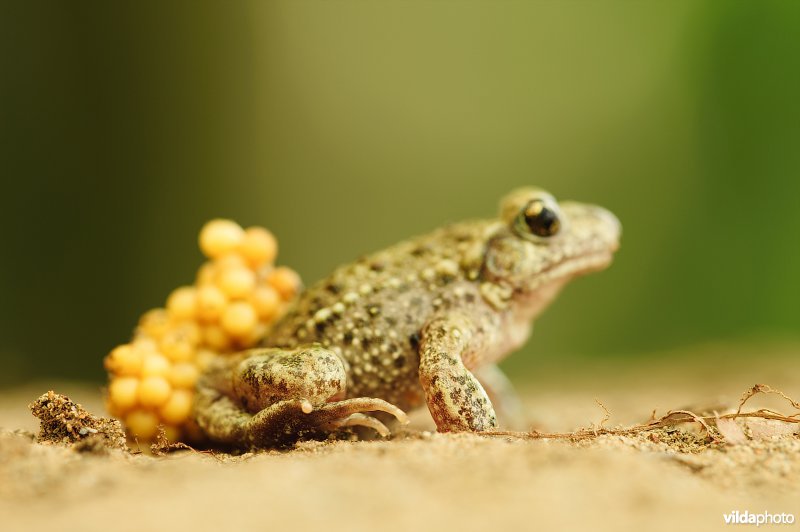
723, 511, 796, 526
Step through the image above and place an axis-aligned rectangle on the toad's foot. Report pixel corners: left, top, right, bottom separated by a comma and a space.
247, 397, 409, 445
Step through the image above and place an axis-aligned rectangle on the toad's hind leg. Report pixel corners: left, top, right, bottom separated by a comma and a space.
232, 347, 347, 413
193, 346, 408, 448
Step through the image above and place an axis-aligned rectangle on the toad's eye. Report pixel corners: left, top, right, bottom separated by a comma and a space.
516, 199, 561, 238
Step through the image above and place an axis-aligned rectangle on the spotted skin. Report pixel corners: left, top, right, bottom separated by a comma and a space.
193, 188, 621, 448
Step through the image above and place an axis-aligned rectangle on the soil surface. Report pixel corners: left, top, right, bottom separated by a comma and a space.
1, 344, 799, 532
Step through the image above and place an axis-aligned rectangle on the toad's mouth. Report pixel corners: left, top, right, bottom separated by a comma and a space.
524, 248, 617, 294
549, 249, 615, 278
512, 249, 616, 320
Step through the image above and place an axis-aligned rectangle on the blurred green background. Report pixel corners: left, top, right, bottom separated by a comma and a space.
1, 1, 799, 387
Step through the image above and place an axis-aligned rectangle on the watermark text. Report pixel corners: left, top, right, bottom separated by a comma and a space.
724, 511, 796, 526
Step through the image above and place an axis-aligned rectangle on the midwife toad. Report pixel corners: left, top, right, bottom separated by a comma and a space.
194, 188, 621, 448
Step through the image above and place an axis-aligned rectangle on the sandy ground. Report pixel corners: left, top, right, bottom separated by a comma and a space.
1, 344, 799, 532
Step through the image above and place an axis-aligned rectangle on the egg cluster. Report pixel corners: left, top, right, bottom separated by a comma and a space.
104, 219, 302, 443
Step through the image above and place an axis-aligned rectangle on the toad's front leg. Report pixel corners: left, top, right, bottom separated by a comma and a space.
418, 314, 498, 432
193, 346, 407, 449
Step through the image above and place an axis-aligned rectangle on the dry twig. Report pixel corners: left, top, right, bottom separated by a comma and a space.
484, 384, 800, 444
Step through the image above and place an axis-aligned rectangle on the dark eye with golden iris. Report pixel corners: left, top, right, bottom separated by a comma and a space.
521, 200, 561, 237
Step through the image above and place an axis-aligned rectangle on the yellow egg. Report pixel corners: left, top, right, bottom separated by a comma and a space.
236, 322, 268, 349
221, 301, 258, 337
141, 352, 171, 377
169, 321, 202, 346
138, 308, 171, 340
105, 397, 126, 418
217, 265, 256, 299
202, 324, 232, 352
138, 375, 172, 407
214, 253, 247, 270
267, 267, 302, 301
108, 376, 140, 411
125, 409, 160, 440
250, 285, 281, 320
196, 285, 228, 321
159, 390, 194, 425
160, 333, 194, 362
166, 286, 198, 320
131, 336, 159, 353
168, 361, 200, 388
198, 219, 244, 259
196, 262, 217, 286
104, 344, 143, 376
239, 227, 278, 267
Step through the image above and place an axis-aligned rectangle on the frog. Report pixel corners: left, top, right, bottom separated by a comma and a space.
193, 187, 621, 448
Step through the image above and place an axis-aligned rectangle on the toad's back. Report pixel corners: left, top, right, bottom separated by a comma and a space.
262, 220, 497, 408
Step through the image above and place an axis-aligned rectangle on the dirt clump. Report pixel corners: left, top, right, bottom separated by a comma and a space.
29, 391, 127, 452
